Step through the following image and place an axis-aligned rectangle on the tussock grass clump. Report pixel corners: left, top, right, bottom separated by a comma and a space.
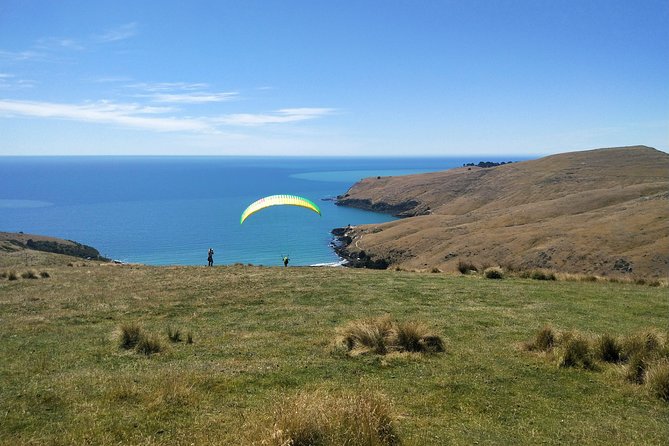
557, 333, 594, 369
393, 321, 445, 353
0, 270, 7, 279
135, 334, 163, 356
594, 334, 622, 363
339, 316, 444, 355
186, 332, 194, 344
483, 266, 504, 279
39, 271, 50, 278
21, 269, 39, 279
119, 323, 144, 350
341, 316, 394, 355
457, 260, 477, 274
645, 360, 669, 402
621, 331, 663, 361
167, 326, 182, 343
254, 389, 400, 446
7, 270, 19, 280
525, 325, 556, 352
530, 270, 556, 281
625, 355, 648, 384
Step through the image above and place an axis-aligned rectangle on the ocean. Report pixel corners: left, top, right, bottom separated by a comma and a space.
0, 156, 516, 266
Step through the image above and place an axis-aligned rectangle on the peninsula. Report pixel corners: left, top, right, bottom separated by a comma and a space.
334, 145, 669, 278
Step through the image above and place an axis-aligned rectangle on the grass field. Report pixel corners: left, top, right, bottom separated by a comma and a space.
0, 261, 667, 445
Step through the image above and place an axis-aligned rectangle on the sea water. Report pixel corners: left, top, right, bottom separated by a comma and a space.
0, 156, 515, 266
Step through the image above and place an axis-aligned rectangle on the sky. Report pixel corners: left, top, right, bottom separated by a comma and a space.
0, 0, 667, 157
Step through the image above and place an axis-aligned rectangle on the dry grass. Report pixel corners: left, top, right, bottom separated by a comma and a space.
646, 360, 669, 402
339, 316, 444, 355
594, 334, 622, 363
524, 325, 556, 352
135, 334, 163, 356
557, 333, 594, 370
119, 322, 144, 350
483, 266, 504, 279
251, 389, 400, 446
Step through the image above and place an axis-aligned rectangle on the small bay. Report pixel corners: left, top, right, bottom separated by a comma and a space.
0, 156, 515, 266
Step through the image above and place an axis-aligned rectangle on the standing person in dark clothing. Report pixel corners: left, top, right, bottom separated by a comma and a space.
207, 248, 214, 266
282, 255, 289, 267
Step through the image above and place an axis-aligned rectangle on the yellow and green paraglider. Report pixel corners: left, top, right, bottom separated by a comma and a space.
240, 194, 321, 224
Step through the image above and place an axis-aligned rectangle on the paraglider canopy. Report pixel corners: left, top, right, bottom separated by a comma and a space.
240, 194, 321, 224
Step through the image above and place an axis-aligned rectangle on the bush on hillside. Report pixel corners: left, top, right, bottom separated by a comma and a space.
457, 260, 477, 274
484, 267, 504, 279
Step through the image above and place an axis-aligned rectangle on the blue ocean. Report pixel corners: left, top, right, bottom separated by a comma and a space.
0, 157, 516, 266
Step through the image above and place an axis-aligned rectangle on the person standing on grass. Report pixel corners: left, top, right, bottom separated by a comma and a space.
283, 255, 289, 267
207, 248, 214, 267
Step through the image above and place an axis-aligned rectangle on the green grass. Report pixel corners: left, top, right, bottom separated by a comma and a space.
0, 264, 667, 445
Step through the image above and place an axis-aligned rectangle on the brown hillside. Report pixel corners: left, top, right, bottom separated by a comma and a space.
335, 146, 669, 278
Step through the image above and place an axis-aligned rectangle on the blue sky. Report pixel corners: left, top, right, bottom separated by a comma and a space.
0, 0, 667, 156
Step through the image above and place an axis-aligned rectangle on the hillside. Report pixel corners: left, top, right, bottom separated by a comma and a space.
335, 146, 669, 278
0, 232, 107, 267
0, 259, 667, 444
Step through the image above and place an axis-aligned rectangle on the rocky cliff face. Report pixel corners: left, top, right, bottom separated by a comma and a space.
333, 146, 669, 278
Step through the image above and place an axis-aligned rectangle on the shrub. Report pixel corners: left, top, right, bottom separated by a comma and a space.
255, 389, 400, 446
483, 266, 504, 279
625, 355, 648, 384
558, 334, 594, 369
167, 326, 182, 343
119, 323, 144, 350
339, 316, 444, 355
135, 334, 163, 356
8, 271, 19, 281
645, 360, 669, 402
529, 325, 556, 352
530, 270, 556, 281
594, 334, 622, 363
393, 321, 444, 353
40, 271, 50, 278
21, 269, 39, 279
622, 331, 663, 361
457, 260, 477, 274
340, 316, 393, 355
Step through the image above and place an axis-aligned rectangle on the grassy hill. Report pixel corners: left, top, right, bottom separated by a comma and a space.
335, 146, 669, 278
1, 256, 667, 445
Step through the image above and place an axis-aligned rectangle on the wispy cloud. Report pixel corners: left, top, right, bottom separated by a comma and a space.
0, 99, 335, 133
0, 73, 36, 89
147, 92, 239, 104
36, 37, 85, 51
128, 82, 239, 104
95, 22, 138, 43
0, 49, 47, 62
0, 99, 209, 132
216, 108, 336, 126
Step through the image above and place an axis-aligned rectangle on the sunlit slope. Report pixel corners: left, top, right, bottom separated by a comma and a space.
336, 146, 669, 277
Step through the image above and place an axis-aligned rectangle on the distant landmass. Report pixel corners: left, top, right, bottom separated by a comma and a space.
334, 145, 669, 278
0, 232, 107, 261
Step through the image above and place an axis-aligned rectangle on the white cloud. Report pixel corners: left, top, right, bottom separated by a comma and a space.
0, 49, 47, 62
147, 92, 239, 104
215, 108, 336, 126
0, 99, 210, 132
0, 100, 335, 133
95, 23, 138, 43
